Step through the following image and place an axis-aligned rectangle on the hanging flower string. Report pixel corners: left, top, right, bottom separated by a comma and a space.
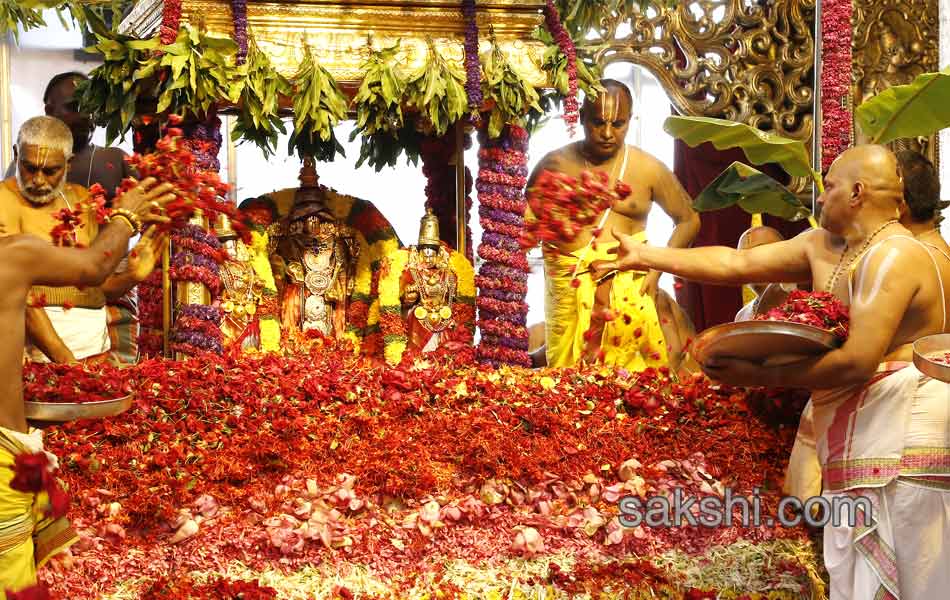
420, 133, 474, 260
475, 124, 531, 367
169, 224, 225, 356
819, 0, 852, 172
137, 270, 163, 358
542, 0, 579, 136
462, 0, 482, 123
231, 0, 249, 65
160, 0, 182, 45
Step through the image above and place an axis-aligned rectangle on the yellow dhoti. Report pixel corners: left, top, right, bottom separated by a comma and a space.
543, 232, 668, 371
0, 428, 78, 598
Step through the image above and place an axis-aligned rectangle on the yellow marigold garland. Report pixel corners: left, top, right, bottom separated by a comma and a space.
378, 248, 409, 365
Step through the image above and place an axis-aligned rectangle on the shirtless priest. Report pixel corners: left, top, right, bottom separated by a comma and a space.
526, 79, 699, 371
0, 177, 172, 596
595, 145, 950, 600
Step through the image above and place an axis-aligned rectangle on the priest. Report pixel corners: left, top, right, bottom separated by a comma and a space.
594, 145, 950, 600
526, 79, 699, 371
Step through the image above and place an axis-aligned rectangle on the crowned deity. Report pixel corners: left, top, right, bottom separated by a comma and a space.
218, 230, 266, 349
269, 158, 360, 339
400, 208, 458, 353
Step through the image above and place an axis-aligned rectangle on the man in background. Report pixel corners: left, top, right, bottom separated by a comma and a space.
5, 72, 140, 364
734, 226, 795, 321
896, 149, 949, 255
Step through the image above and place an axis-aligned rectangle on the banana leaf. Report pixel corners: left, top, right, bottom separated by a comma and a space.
694, 162, 811, 221
663, 115, 816, 182
855, 68, 950, 144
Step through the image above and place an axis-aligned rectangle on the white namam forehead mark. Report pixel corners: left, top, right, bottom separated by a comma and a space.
851, 243, 901, 309
598, 92, 619, 122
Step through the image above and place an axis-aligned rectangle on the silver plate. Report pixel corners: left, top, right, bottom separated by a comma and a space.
913, 333, 950, 383
24, 394, 133, 423
692, 320, 841, 366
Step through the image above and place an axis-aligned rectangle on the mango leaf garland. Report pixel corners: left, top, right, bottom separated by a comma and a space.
78, 33, 159, 145
288, 48, 348, 162
529, 36, 603, 133
663, 115, 817, 183
155, 25, 246, 117
480, 38, 543, 139
693, 162, 810, 222
404, 38, 468, 137
232, 37, 291, 158
349, 40, 413, 171
855, 68, 950, 145
80, 24, 245, 145
0, 0, 45, 40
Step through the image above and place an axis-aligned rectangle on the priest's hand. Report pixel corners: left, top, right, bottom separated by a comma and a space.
700, 356, 763, 387
127, 228, 168, 283
114, 177, 175, 227
640, 269, 660, 300
591, 227, 649, 277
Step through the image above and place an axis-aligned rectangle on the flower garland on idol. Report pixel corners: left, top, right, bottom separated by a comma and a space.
542, 0, 579, 136
475, 124, 532, 367
820, 0, 852, 172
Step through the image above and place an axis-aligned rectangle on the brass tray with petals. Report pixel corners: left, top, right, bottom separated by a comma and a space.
691, 320, 841, 367
25, 394, 133, 423
913, 333, 950, 383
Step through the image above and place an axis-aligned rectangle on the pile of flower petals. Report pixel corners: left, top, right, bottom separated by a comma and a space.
38, 341, 819, 598
755, 290, 849, 341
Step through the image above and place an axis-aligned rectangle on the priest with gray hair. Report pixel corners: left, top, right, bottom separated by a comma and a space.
0, 116, 165, 364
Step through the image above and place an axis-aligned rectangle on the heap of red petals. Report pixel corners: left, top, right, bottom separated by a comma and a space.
23, 362, 130, 404
755, 290, 850, 340
33, 345, 819, 599
521, 169, 630, 249
141, 575, 276, 600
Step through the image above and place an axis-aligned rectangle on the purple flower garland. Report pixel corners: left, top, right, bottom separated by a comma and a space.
231, 0, 248, 65
462, 0, 482, 122
475, 124, 532, 367
169, 112, 226, 358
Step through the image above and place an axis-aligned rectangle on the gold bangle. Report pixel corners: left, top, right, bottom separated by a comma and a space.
110, 208, 142, 234
108, 214, 137, 235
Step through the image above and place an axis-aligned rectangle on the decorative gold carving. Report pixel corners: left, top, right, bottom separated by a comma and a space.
852, 0, 940, 164
577, 1, 814, 193
181, 0, 548, 85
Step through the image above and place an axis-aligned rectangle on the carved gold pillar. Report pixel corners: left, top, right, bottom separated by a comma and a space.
852, 0, 941, 163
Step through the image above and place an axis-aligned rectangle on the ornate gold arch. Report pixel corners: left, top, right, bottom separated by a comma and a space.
575, 1, 815, 191
580, 1, 815, 142
852, 0, 940, 165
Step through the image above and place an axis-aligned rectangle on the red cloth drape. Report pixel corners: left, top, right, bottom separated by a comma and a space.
672, 140, 810, 331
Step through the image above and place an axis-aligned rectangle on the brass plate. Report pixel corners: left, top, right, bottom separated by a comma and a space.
692, 320, 840, 366
913, 333, 950, 383
25, 395, 133, 423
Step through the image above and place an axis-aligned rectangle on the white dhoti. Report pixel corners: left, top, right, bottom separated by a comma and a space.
26, 306, 110, 362
813, 363, 950, 600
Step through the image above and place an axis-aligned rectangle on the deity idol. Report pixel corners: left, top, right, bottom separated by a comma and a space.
269, 158, 360, 339
218, 230, 266, 349
400, 208, 458, 353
